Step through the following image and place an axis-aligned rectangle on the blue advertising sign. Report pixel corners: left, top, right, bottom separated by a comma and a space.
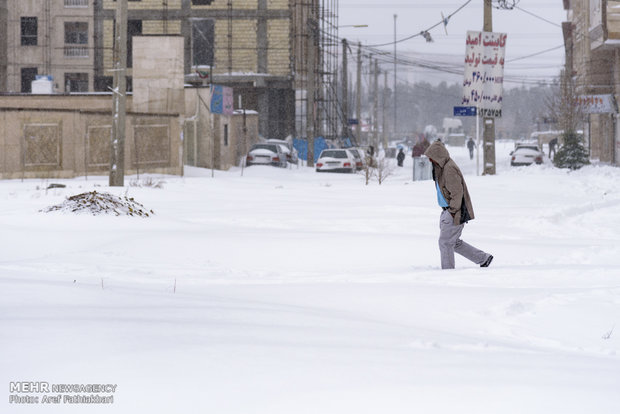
210, 85, 234, 115
453, 106, 477, 117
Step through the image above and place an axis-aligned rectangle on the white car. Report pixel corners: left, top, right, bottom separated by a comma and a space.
246, 143, 288, 168
510, 144, 544, 166
266, 139, 299, 165
346, 148, 366, 170
315, 149, 356, 173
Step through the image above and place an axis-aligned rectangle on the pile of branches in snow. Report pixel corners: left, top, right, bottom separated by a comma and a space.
42, 191, 154, 217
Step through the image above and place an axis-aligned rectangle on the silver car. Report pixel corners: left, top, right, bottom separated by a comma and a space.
246, 143, 288, 168
267, 139, 299, 165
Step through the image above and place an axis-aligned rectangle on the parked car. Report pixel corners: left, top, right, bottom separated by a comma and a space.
246, 143, 288, 168
266, 139, 299, 165
315, 149, 357, 173
510, 144, 544, 166
346, 147, 366, 170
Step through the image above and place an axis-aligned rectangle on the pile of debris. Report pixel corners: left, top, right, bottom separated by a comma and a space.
42, 191, 154, 217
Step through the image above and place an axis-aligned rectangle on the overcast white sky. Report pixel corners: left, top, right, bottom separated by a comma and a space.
337, 0, 566, 88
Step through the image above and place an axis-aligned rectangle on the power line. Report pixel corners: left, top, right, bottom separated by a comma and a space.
514, 5, 563, 28
506, 44, 564, 63
365, 0, 473, 47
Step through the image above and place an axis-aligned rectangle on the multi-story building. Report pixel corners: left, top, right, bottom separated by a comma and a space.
1, 0, 297, 139
1, 0, 95, 93
563, 0, 620, 165
96, 0, 297, 139
0, 0, 340, 142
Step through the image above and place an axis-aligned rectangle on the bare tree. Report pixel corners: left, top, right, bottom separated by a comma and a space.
375, 157, 395, 185
546, 69, 582, 134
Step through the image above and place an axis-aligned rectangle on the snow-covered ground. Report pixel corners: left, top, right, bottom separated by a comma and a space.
2, 142, 619, 413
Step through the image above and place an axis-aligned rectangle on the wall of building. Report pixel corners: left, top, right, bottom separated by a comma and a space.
132, 36, 185, 114
568, 0, 618, 165
0, 0, 7, 92
183, 86, 259, 171
0, 104, 183, 180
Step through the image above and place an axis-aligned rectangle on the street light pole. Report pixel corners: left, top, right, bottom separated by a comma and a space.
393, 14, 397, 140
342, 38, 349, 140
356, 42, 362, 145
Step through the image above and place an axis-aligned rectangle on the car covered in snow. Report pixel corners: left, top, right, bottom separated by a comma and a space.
315, 149, 357, 173
510, 144, 544, 166
246, 143, 288, 168
266, 139, 299, 165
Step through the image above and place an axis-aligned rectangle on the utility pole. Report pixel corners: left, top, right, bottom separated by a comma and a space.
373, 59, 379, 150
356, 42, 362, 145
393, 14, 397, 140
483, 0, 496, 175
306, 9, 317, 167
109, 0, 127, 187
383, 70, 388, 150
342, 38, 348, 139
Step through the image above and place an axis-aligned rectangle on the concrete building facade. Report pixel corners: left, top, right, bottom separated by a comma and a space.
564, 0, 620, 165
2, 0, 95, 93
0, 35, 259, 179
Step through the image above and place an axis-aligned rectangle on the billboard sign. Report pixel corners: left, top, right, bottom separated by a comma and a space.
576, 94, 617, 114
462, 31, 507, 118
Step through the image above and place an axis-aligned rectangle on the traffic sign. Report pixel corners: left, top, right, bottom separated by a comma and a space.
453, 106, 477, 117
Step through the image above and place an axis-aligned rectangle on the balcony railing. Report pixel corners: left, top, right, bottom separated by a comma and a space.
64, 46, 89, 58
64, 0, 88, 7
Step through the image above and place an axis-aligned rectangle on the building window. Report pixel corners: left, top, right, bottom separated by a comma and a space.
64, 22, 89, 57
64, 0, 88, 7
192, 19, 214, 67
224, 124, 229, 146
65, 22, 88, 44
65, 73, 88, 92
21, 67, 38, 93
192, 0, 214, 5
127, 20, 143, 68
21, 17, 38, 46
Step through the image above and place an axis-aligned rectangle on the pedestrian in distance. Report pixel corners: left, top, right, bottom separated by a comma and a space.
467, 137, 475, 160
412, 135, 430, 158
548, 137, 558, 160
424, 140, 493, 269
396, 148, 405, 167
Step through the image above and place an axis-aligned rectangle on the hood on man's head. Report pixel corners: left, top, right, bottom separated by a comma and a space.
424, 140, 450, 167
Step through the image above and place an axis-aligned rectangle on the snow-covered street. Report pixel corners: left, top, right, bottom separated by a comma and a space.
2, 142, 619, 413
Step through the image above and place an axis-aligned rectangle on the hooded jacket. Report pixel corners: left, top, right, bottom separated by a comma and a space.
424, 140, 474, 225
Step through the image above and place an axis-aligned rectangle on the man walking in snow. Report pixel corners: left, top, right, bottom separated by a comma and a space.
396, 148, 405, 167
424, 140, 493, 269
467, 137, 475, 160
